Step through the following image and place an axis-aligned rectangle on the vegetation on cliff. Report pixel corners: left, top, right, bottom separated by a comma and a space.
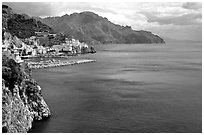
2, 4, 54, 39
2, 4, 51, 133
2, 53, 51, 133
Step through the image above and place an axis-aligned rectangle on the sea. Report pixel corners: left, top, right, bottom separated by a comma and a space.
29, 42, 202, 133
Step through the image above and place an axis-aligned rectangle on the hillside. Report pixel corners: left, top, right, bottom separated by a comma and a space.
36, 12, 165, 44
2, 5, 51, 133
2, 5, 54, 39
2, 51, 51, 133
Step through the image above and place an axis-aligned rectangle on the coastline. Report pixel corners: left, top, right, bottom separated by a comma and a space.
2, 57, 96, 133
29, 43, 202, 133
2, 58, 51, 133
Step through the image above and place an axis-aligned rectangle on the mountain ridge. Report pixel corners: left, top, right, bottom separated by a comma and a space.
35, 11, 165, 45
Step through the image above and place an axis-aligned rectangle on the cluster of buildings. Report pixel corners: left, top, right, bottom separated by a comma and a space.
2, 31, 96, 63
51, 38, 89, 55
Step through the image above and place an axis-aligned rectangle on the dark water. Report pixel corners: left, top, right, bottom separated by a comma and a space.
30, 42, 202, 133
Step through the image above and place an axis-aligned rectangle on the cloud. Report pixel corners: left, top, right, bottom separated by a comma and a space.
3, 2, 54, 17
182, 2, 202, 11
3, 2, 117, 17
146, 23, 202, 41
2, 2, 202, 41
141, 12, 202, 26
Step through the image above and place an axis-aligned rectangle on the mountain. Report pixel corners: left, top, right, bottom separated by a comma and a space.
36, 11, 165, 44
2, 5, 54, 39
163, 37, 202, 43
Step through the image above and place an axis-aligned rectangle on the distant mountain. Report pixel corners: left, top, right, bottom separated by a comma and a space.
163, 37, 202, 43
36, 12, 165, 44
2, 5, 54, 39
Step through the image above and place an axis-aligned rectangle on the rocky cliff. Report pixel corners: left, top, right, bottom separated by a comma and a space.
2, 53, 51, 133
2, 5, 51, 132
36, 11, 165, 44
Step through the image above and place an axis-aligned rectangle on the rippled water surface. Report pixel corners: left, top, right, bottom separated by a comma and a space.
30, 42, 202, 133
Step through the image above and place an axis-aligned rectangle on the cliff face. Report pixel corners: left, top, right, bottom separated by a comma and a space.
2, 54, 51, 133
2, 5, 51, 133
36, 12, 165, 44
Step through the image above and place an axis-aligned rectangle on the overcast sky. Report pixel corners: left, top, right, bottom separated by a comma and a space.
4, 2, 202, 41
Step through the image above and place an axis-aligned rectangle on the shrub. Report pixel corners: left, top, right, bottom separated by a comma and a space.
2, 55, 23, 90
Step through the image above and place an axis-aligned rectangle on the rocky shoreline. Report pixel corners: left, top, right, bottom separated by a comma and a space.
28, 59, 96, 69
2, 4, 97, 133
2, 55, 96, 133
2, 54, 51, 133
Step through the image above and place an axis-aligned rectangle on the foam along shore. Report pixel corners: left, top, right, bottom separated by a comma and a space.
28, 59, 96, 69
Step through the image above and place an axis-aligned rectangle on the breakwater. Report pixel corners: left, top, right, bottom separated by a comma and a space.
28, 59, 96, 69
30, 43, 202, 133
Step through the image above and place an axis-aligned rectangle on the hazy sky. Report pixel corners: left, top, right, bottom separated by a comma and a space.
4, 2, 202, 41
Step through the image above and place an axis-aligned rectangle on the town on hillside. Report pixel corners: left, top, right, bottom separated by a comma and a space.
2, 30, 96, 64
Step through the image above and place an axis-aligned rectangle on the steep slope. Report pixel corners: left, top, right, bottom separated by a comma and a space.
37, 11, 165, 44
2, 52, 51, 133
2, 5, 51, 133
2, 4, 54, 39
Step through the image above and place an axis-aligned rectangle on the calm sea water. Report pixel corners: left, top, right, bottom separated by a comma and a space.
29, 42, 202, 133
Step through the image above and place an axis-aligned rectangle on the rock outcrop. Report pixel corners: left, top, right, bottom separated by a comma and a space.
2, 5, 51, 133
2, 52, 51, 133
